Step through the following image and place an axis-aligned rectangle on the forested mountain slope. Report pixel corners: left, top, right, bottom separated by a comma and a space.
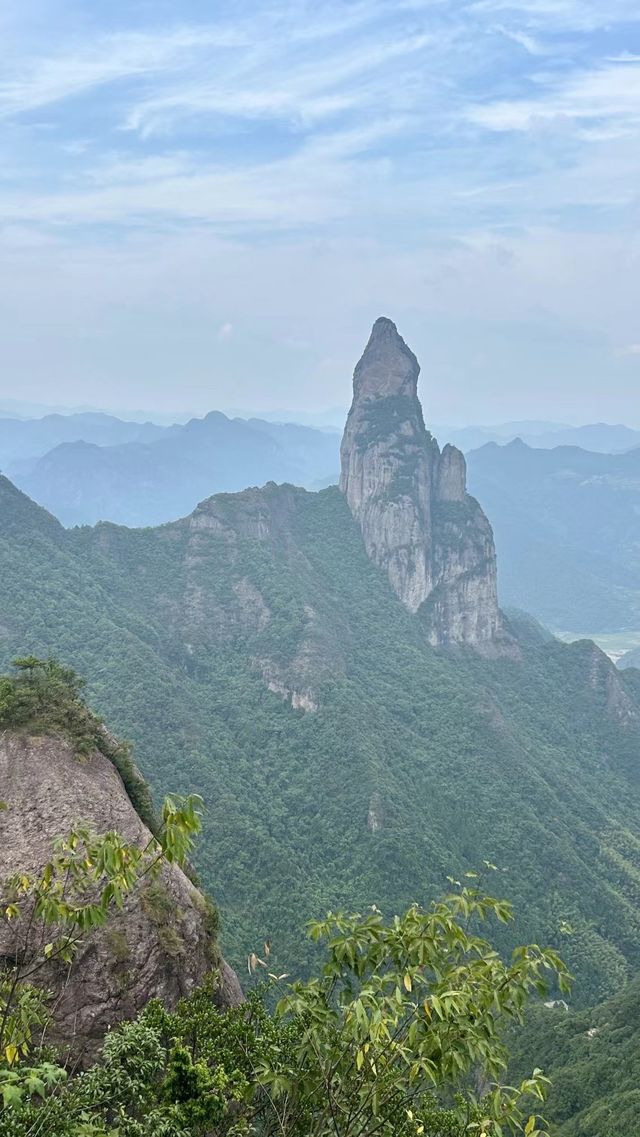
2, 470, 640, 1004
510, 977, 640, 1136
466, 440, 640, 633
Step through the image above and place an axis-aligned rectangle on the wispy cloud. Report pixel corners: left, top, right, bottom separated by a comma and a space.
492, 24, 548, 56
1, 0, 640, 418
467, 59, 640, 132
470, 0, 640, 32
0, 26, 245, 118
0, 118, 408, 229
124, 31, 434, 137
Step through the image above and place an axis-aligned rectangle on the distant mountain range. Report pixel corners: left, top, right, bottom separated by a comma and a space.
0, 412, 166, 465
5, 408, 640, 637
467, 439, 640, 634
619, 643, 640, 670
6, 412, 340, 527
439, 421, 640, 454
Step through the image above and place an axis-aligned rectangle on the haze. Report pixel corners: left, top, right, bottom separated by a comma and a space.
1, 0, 640, 424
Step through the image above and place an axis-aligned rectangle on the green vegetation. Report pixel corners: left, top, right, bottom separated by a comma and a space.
0, 656, 102, 754
141, 879, 188, 957
2, 476, 640, 1004
353, 394, 426, 448
0, 655, 159, 832
0, 791, 203, 1088
466, 441, 640, 635
0, 882, 569, 1136
509, 976, 640, 1136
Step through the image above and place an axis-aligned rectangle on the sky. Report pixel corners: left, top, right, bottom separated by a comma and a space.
0, 0, 639, 424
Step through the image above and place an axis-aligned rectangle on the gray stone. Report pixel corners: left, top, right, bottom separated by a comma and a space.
340, 317, 511, 651
435, 444, 466, 503
0, 732, 243, 1063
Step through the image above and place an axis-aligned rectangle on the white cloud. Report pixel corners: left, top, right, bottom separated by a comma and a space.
1, 224, 639, 421
0, 118, 409, 229
467, 60, 640, 132
492, 24, 547, 55
0, 0, 639, 420
0, 26, 245, 118
124, 31, 433, 137
470, 0, 640, 32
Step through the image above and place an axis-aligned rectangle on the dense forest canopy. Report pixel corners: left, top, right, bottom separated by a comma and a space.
1, 475, 640, 1008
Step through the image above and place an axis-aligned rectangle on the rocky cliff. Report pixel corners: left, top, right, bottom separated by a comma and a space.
0, 731, 243, 1061
340, 317, 507, 649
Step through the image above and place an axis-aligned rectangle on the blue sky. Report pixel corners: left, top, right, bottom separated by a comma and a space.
1, 0, 640, 422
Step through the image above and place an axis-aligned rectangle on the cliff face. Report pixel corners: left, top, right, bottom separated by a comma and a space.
0, 732, 243, 1061
340, 318, 506, 649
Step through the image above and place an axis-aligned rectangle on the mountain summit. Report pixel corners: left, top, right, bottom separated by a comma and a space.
340, 318, 506, 649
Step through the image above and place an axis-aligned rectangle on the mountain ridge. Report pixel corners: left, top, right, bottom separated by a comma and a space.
467, 438, 640, 633
3, 467, 640, 999
10, 411, 340, 527
3, 321, 640, 1004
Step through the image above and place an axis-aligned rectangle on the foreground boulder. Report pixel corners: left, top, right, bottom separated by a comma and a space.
0, 730, 243, 1061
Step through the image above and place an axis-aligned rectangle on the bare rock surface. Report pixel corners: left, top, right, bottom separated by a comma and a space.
0, 732, 242, 1061
340, 317, 511, 651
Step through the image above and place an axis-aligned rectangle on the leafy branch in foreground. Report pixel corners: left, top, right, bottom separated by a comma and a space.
0, 792, 203, 1076
248, 883, 571, 1137
0, 882, 569, 1136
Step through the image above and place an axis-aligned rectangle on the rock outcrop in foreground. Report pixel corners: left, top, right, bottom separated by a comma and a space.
0, 732, 243, 1060
340, 317, 508, 650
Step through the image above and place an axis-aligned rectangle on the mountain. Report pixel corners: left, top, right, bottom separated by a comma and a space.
618, 644, 640, 670
0, 411, 166, 468
11, 412, 340, 527
466, 439, 640, 634
0, 693, 242, 1061
509, 977, 640, 1136
340, 317, 507, 649
2, 321, 640, 1006
440, 422, 640, 454
224, 405, 348, 429
11, 407, 640, 535
530, 423, 640, 453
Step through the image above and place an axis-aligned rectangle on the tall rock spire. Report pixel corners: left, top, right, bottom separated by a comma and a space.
340, 317, 436, 614
340, 317, 507, 650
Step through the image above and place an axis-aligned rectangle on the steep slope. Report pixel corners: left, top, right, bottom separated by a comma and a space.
509, 977, 640, 1136
3, 469, 640, 1002
13, 412, 340, 526
466, 440, 640, 633
0, 721, 242, 1061
340, 318, 506, 649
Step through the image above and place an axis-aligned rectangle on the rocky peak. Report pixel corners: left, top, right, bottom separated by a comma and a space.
352, 316, 421, 401
340, 318, 508, 651
435, 443, 467, 503
340, 319, 437, 616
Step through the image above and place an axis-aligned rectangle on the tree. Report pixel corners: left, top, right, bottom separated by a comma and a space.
0, 792, 203, 1112
250, 881, 570, 1137
0, 881, 569, 1136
